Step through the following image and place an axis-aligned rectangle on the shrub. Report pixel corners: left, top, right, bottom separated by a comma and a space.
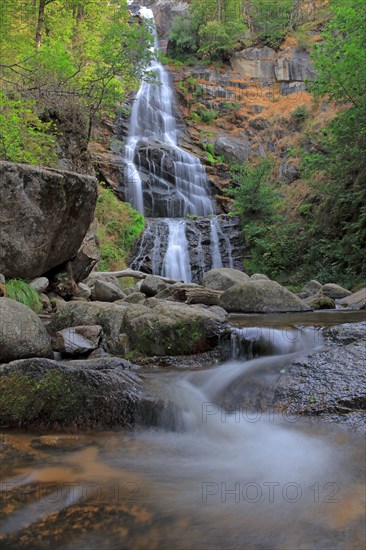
291, 105, 308, 121
168, 16, 198, 59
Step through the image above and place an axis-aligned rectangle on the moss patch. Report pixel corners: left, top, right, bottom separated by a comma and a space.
137, 320, 207, 356
0, 370, 81, 426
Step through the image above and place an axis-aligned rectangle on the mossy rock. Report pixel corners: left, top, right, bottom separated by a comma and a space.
0, 357, 154, 429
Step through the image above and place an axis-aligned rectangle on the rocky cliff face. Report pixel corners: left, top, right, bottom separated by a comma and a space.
0, 161, 98, 279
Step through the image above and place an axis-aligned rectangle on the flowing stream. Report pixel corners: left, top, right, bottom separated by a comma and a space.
124, 7, 232, 281
1, 311, 365, 549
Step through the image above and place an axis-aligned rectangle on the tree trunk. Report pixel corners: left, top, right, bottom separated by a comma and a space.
88, 269, 182, 284
35, 0, 46, 50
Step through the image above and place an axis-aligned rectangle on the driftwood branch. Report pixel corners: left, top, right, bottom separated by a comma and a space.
89, 269, 182, 284
172, 287, 223, 306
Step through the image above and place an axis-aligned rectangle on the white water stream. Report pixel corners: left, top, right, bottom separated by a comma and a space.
125, 7, 231, 281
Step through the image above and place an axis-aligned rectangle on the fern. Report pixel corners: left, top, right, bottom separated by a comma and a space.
5, 279, 42, 313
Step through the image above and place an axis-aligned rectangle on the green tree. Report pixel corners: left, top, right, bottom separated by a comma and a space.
250, 0, 293, 48
300, 0, 366, 285
0, 0, 153, 164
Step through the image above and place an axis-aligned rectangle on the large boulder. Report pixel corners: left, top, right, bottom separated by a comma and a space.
202, 268, 250, 291
93, 279, 125, 302
0, 357, 152, 429
231, 47, 314, 85
48, 301, 128, 355
124, 302, 227, 356
301, 279, 322, 297
322, 283, 352, 300
140, 275, 169, 297
274, 49, 315, 82
220, 280, 311, 313
49, 300, 228, 357
338, 288, 366, 310
303, 293, 335, 310
0, 298, 53, 363
0, 161, 98, 279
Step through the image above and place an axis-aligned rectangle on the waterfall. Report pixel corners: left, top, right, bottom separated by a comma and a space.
162, 220, 192, 282
125, 7, 232, 281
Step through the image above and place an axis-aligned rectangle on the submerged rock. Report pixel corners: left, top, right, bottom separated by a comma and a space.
220, 280, 311, 313
0, 298, 53, 363
217, 322, 366, 433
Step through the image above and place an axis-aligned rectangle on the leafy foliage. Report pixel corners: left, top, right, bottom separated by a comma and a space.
95, 184, 144, 271
168, 0, 308, 62
298, 0, 366, 286
0, 92, 57, 165
250, 0, 293, 48
5, 279, 42, 313
0, 0, 152, 165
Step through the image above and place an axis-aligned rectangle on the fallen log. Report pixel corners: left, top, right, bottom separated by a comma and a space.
88, 269, 182, 285
172, 287, 223, 306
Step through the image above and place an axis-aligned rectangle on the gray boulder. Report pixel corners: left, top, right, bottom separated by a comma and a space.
214, 136, 251, 164
0, 357, 152, 429
29, 277, 49, 294
202, 268, 250, 292
52, 325, 103, 355
220, 280, 311, 313
322, 283, 352, 300
274, 49, 315, 82
0, 298, 53, 363
93, 279, 125, 302
49, 300, 228, 357
124, 302, 227, 356
303, 293, 335, 310
76, 282, 92, 299
250, 274, 269, 281
48, 301, 127, 355
301, 280, 322, 297
0, 161, 97, 279
123, 292, 146, 304
140, 275, 169, 297
338, 288, 366, 310
69, 228, 100, 283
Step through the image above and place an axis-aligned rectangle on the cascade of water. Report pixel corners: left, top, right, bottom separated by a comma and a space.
209, 217, 223, 269
125, 7, 232, 281
125, 7, 213, 218
162, 219, 192, 282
